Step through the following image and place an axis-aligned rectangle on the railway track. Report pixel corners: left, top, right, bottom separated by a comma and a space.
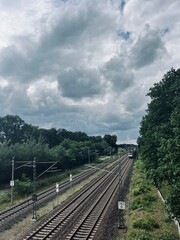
66, 159, 132, 240
21, 156, 133, 240
0, 156, 124, 232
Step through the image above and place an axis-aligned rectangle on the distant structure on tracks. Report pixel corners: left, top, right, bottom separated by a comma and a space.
128, 148, 137, 159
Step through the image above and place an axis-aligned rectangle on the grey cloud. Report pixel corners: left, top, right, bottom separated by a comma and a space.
0, 0, 22, 9
101, 114, 135, 131
0, 83, 32, 117
40, 13, 88, 50
0, 43, 48, 82
0, 46, 27, 80
130, 26, 167, 68
101, 57, 134, 92
121, 86, 147, 116
40, 1, 115, 51
58, 67, 103, 99
0, 39, 71, 83
0, 85, 12, 115
0, 1, 116, 84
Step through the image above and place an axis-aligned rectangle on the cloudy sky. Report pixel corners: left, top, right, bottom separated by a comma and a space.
0, 0, 179, 144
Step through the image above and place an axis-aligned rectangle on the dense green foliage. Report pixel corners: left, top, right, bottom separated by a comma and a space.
0, 115, 118, 184
139, 68, 180, 220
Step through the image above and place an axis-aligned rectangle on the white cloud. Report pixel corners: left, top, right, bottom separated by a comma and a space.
27, 79, 59, 110
0, 0, 179, 143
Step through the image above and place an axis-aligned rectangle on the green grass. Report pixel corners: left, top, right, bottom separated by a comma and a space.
126, 159, 180, 240
0, 191, 11, 210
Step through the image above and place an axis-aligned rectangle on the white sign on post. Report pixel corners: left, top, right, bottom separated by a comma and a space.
70, 174, 72, 182
56, 183, 59, 193
118, 201, 125, 209
10, 180, 14, 187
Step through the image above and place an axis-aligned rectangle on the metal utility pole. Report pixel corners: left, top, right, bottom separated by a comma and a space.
56, 182, 59, 206
118, 158, 126, 230
11, 160, 32, 205
32, 157, 37, 221
70, 173, 73, 189
88, 149, 90, 164
10, 157, 15, 205
88, 149, 99, 164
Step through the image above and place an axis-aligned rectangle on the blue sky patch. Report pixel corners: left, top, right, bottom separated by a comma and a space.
160, 27, 170, 36
119, 0, 126, 13
117, 31, 131, 40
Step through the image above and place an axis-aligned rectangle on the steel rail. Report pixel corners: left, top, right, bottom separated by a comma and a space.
66, 159, 132, 240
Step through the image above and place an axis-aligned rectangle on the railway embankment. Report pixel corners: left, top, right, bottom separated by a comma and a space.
124, 159, 180, 240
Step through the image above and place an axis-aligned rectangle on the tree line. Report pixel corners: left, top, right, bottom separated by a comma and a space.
0, 115, 118, 184
139, 68, 180, 220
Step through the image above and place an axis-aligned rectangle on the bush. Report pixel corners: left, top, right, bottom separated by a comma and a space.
132, 183, 151, 196
142, 194, 156, 209
143, 194, 156, 203
132, 217, 159, 230
163, 213, 172, 223
14, 176, 32, 196
128, 229, 153, 240
131, 198, 142, 210
130, 194, 156, 210
0, 191, 10, 204
156, 232, 179, 240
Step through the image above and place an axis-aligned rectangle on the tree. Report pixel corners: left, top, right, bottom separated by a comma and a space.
0, 141, 13, 183
104, 134, 118, 152
139, 68, 180, 219
0, 115, 26, 144
38, 128, 59, 148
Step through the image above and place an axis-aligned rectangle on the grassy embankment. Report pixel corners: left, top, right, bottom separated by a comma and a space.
126, 159, 180, 240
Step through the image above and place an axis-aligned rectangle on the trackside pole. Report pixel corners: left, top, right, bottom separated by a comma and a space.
56, 182, 59, 205
10, 157, 15, 205
118, 157, 126, 230
32, 157, 37, 221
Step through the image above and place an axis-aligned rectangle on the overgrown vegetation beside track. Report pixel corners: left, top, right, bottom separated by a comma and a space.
126, 159, 180, 240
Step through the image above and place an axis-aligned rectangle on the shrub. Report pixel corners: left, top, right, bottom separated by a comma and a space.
143, 194, 156, 203
156, 232, 179, 240
131, 198, 142, 210
0, 191, 10, 204
142, 194, 156, 209
163, 213, 172, 223
132, 181, 151, 196
128, 229, 153, 240
130, 194, 156, 210
14, 176, 32, 196
132, 217, 159, 230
